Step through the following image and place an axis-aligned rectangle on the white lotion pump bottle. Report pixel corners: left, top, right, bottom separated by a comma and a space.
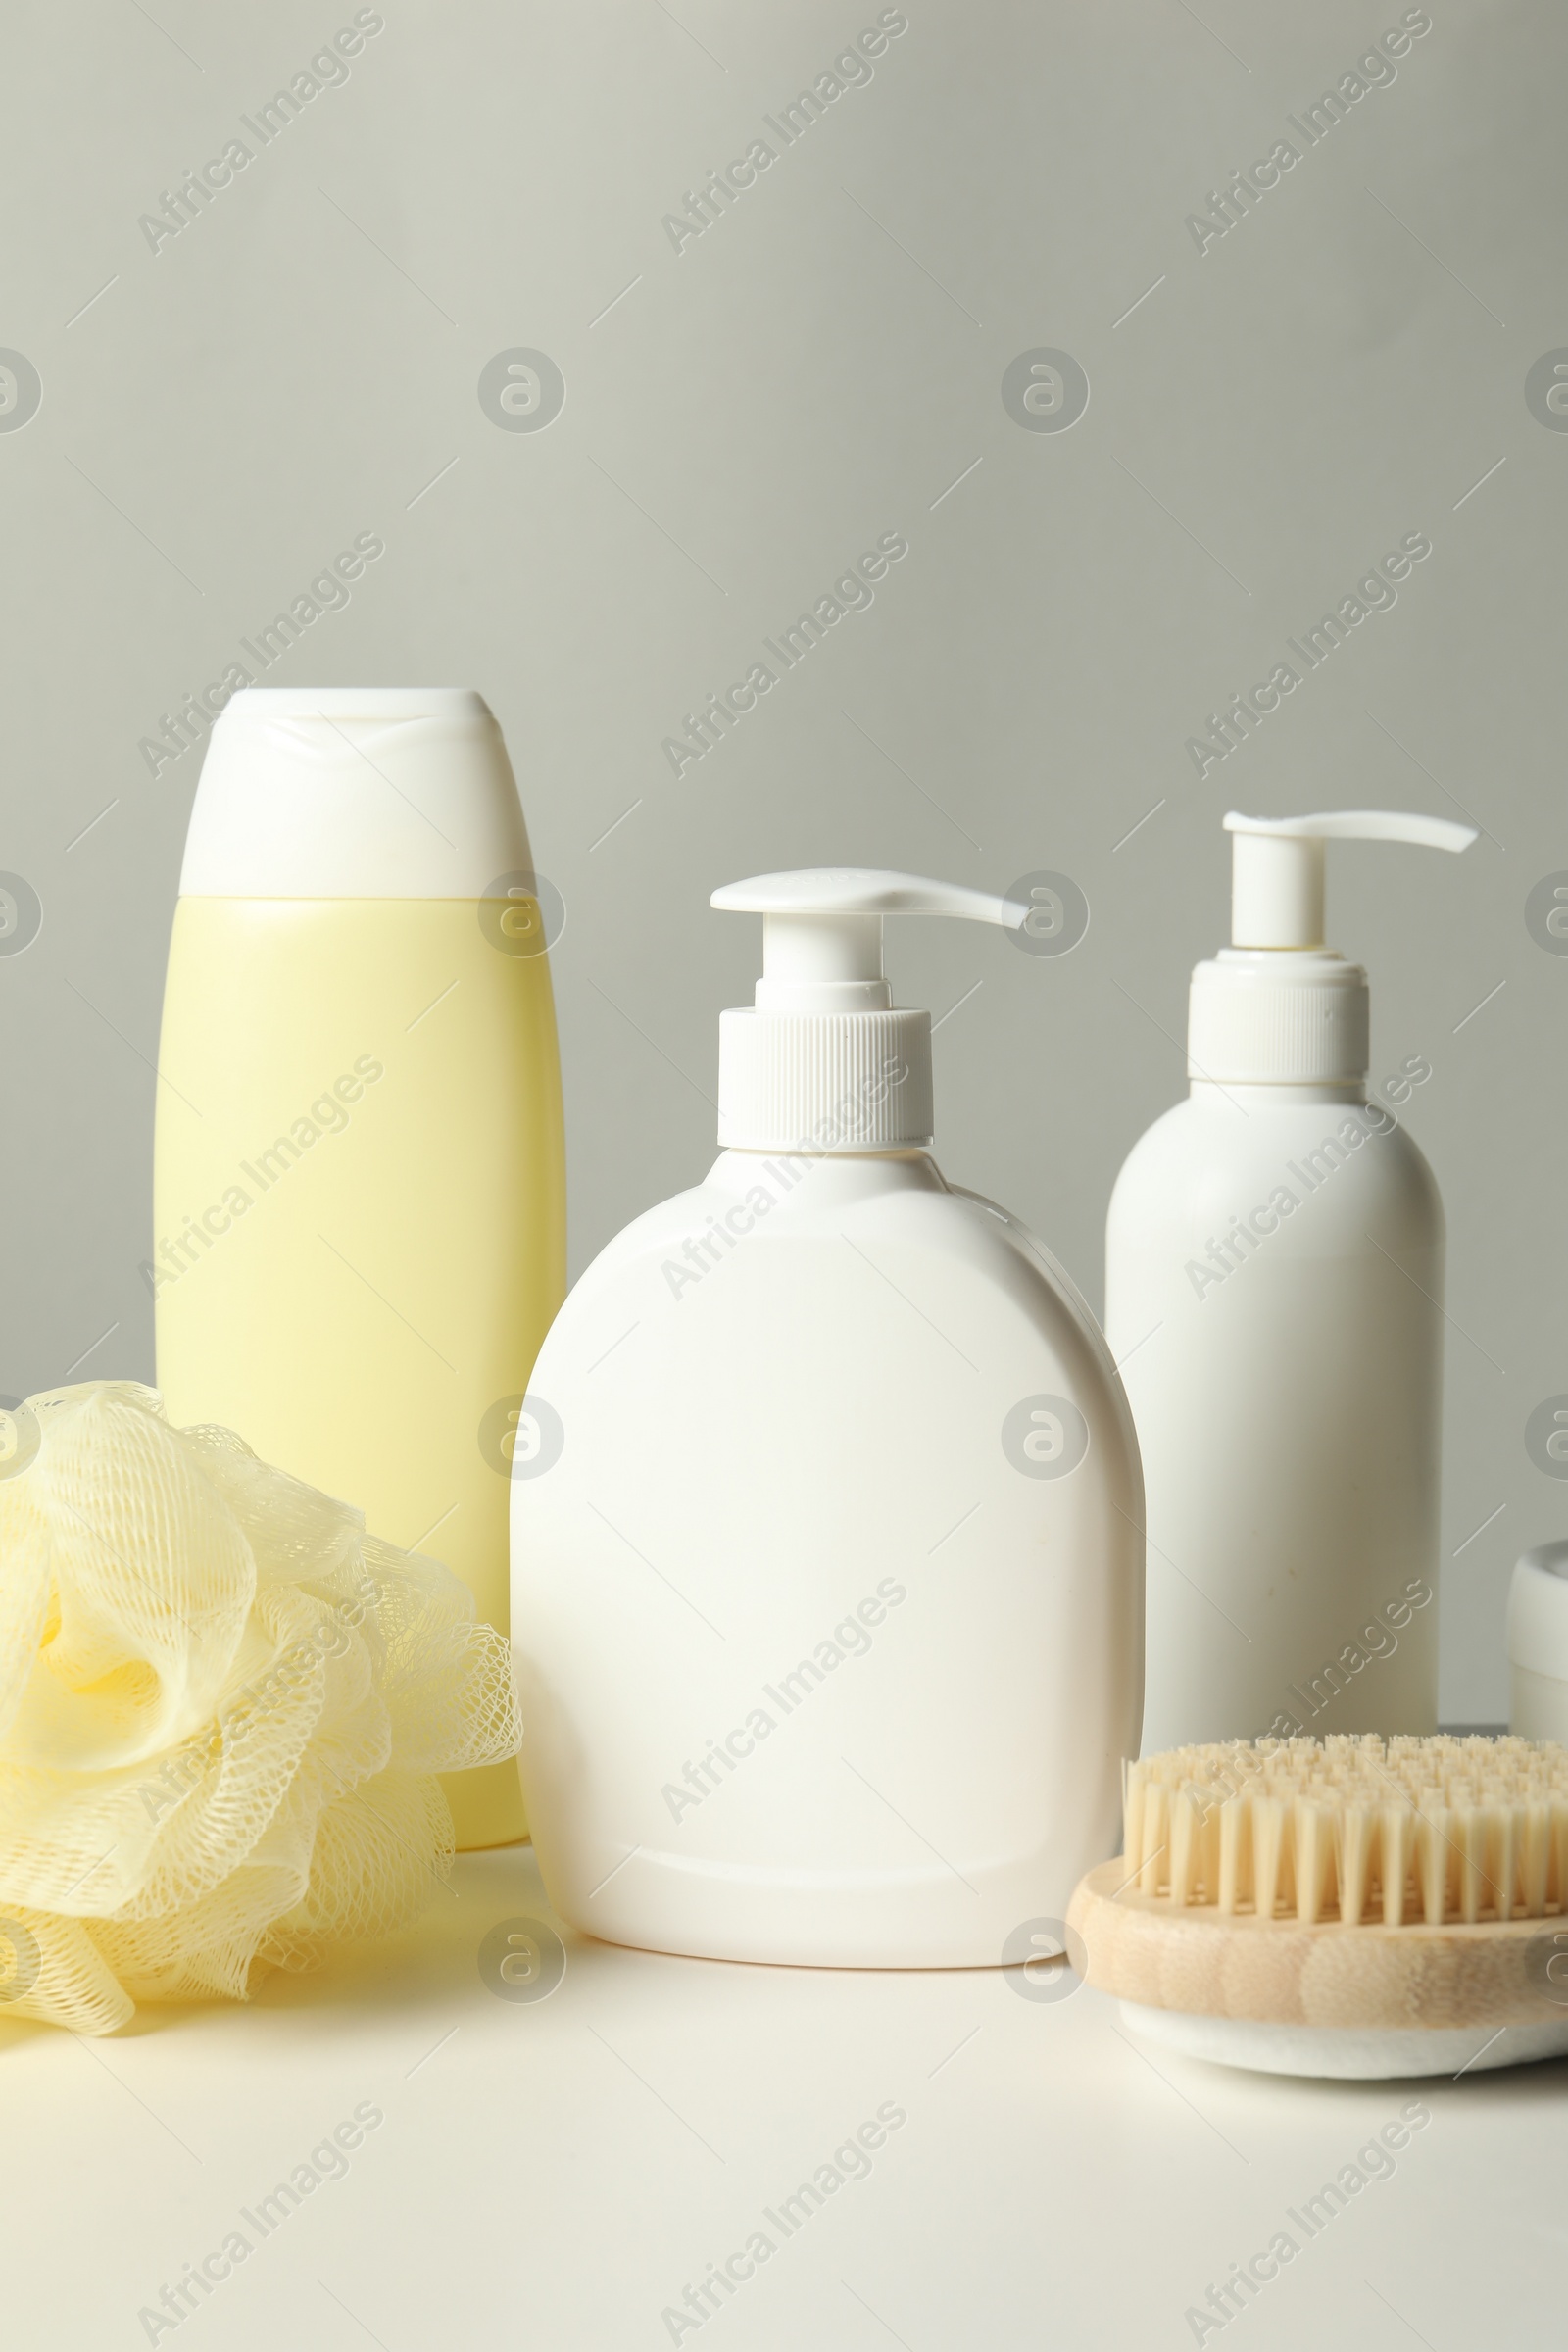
1105, 810, 1475, 1753
513, 870, 1144, 1967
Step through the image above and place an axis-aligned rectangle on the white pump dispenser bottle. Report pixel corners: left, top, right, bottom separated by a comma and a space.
513, 869, 1145, 1967
1106, 810, 1475, 1753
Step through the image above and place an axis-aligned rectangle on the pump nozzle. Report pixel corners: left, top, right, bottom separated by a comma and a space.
711, 868, 1025, 1015
710, 868, 1027, 1151
1223, 809, 1477, 950
1188, 809, 1478, 1085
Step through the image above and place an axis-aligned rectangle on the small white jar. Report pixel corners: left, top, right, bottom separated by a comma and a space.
1508, 1541, 1568, 1740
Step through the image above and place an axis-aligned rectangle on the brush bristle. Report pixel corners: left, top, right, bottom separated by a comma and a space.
1122, 1735, 1568, 1926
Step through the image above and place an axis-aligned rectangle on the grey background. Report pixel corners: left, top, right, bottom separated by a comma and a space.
2, 0, 1563, 1723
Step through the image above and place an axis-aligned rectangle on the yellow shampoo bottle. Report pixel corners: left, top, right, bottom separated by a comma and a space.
153, 688, 564, 1847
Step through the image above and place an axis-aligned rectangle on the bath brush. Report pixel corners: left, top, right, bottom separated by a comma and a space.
1066, 1735, 1568, 2078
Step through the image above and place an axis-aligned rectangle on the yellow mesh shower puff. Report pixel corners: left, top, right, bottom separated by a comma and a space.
0, 1381, 522, 2034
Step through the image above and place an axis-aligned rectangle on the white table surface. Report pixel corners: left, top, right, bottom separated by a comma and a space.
7, 1843, 1562, 2351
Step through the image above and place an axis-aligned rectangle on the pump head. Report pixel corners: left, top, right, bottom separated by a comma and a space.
1188, 809, 1478, 1086
710, 868, 1026, 1152
1224, 809, 1477, 951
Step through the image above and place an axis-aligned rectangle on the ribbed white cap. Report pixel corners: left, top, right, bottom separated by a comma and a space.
1188, 951, 1369, 1084
179, 687, 531, 897
717, 1008, 933, 1152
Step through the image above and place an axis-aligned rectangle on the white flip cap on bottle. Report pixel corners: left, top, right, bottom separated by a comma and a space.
1188, 809, 1477, 1085
179, 688, 532, 897
711, 869, 1027, 1151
